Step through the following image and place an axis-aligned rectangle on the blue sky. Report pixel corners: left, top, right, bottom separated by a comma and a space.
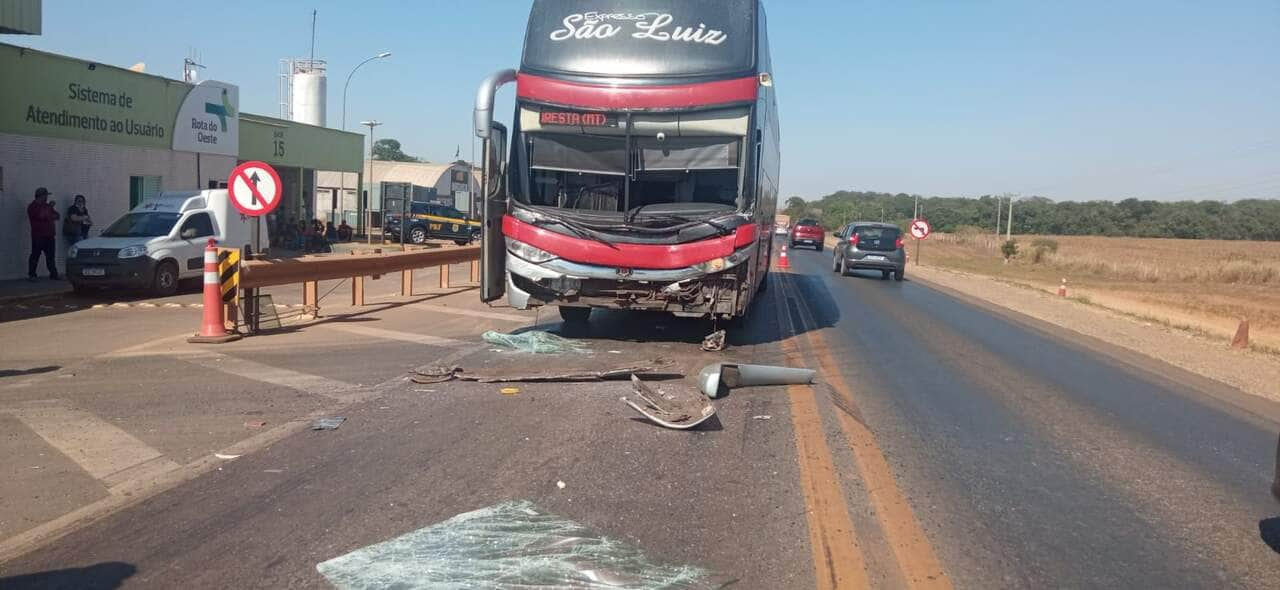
12, 0, 1279, 201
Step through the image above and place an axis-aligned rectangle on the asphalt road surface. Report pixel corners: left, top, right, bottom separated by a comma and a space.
2, 244, 1278, 588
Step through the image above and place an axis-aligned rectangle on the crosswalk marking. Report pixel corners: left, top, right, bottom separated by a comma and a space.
316, 323, 470, 347
3, 400, 180, 485
182, 354, 359, 400
407, 303, 532, 323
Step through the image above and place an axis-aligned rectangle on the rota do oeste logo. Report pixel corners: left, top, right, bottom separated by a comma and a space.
205, 88, 235, 132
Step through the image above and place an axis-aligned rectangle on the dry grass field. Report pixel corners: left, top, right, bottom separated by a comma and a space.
918, 233, 1280, 352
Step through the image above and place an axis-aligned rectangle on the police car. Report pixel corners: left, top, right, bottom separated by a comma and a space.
384, 203, 481, 246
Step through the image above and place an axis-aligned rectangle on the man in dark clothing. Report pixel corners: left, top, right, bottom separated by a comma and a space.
27, 187, 61, 281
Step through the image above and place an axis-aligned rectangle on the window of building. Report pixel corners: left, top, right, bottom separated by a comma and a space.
129, 175, 162, 208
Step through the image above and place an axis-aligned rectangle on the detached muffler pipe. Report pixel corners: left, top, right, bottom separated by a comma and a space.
697, 363, 817, 399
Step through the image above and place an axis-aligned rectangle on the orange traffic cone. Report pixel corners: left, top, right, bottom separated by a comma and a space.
778, 245, 790, 269
189, 238, 241, 344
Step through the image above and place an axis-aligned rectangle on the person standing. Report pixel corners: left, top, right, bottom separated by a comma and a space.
64, 194, 92, 246
27, 187, 61, 281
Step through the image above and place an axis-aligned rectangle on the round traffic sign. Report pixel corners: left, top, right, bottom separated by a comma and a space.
910, 218, 931, 240
227, 161, 283, 217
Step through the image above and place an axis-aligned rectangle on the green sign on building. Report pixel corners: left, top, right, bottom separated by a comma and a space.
0, 43, 189, 148
240, 114, 363, 173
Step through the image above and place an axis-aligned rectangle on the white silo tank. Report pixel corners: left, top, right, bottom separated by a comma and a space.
291, 59, 327, 126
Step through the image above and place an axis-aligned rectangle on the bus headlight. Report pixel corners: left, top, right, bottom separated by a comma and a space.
505, 238, 557, 263
693, 246, 753, 274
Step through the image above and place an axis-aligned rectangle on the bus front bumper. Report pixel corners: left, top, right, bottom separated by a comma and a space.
504, 247, 754, 318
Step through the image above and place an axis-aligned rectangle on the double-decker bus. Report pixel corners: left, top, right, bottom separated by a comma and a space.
474, 0, 779, 325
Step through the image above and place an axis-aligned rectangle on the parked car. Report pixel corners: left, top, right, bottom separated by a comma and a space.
68, 190, 268, 296
831, 222, 905, 281
385, 202, 481, 246
788, 218, 825, 251
774, 224, 789, 236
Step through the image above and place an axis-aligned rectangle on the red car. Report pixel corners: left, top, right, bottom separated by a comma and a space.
789, 218, 825, 251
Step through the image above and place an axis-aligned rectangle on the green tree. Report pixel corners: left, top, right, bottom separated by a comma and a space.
372, 138, 419, 162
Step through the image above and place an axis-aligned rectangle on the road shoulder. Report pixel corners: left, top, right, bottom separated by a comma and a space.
907, 264, 1280, 415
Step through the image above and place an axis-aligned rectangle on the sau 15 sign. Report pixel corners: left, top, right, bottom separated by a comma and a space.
227, 161, 283, 217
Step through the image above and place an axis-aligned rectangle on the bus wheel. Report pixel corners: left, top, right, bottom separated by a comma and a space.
558, 306, 591, 324
409, 227, 428, 244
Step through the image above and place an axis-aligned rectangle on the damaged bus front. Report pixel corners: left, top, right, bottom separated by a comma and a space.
475, 0, 779, 324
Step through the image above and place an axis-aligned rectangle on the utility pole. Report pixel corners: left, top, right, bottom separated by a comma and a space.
994, 195, 1003, 239
361, 120, 382, 244
1006, 195, 1015, 241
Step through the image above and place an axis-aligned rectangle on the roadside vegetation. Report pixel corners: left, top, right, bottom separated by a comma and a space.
922, 232, 1280, 351
783, 191, 1280, 241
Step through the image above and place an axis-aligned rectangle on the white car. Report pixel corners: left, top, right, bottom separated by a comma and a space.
774, 225, 788, 235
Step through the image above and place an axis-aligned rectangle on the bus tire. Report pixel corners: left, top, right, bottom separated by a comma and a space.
558, 306, 591, 324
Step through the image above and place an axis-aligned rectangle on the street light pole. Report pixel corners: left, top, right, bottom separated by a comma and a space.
341, 53, 390, 237
342, 52, 391, 132
362, 120, 383, 244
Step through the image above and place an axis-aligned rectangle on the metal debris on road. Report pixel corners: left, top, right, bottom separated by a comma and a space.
752, 415, 772, 420
312, 417, 347, 431
315, 500, 733, 589
500, 387, 521, 396
244, 420, 267, 429
481, 329, 588, 354
214, 453, 242, 460
622, 375, 716, 430
410, 360, 672, 384
701, 329, 727, 351
410, 366, 461, 384
697, 363, 817, 399
556, 480, 566, 489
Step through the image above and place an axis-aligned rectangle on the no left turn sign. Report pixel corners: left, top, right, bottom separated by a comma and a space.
910, 218, 932, 240
227, 161, 283, 217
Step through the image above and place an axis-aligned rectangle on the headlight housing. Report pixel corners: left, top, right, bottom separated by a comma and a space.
118, 245, 148, 259
692, 246, 754, 274
505, 238, 557, 263
67, 245, 79, 259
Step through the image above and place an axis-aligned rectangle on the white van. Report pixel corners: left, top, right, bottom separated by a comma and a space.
67, 190, 269, 296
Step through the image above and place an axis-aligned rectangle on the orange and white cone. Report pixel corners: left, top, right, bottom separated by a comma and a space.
778, 245, 790, 269
188, 238, 241, 344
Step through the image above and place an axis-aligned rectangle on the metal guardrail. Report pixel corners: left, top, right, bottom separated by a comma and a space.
240, 245, 480, 288
235, 245, 481, 328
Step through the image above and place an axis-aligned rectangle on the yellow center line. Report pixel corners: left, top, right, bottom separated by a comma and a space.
774, 274, 871, 589
780, 265, 953, 589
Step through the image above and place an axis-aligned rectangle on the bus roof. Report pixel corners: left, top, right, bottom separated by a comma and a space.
522, 0, 758, 81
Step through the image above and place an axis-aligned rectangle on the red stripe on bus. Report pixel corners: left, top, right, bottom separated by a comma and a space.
503, 215, 754, 270
516, 74, 759, 110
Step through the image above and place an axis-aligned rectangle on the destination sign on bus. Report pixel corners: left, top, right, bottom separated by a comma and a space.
539, 111, 617, 128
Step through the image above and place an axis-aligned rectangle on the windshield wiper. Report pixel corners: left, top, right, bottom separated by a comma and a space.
527, 210, 618, 248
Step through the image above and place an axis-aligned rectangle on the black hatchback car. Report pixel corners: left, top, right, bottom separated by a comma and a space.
831, 222, 906, 281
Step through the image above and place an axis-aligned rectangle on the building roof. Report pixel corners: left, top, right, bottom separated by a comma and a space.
317, 160, 478, 190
